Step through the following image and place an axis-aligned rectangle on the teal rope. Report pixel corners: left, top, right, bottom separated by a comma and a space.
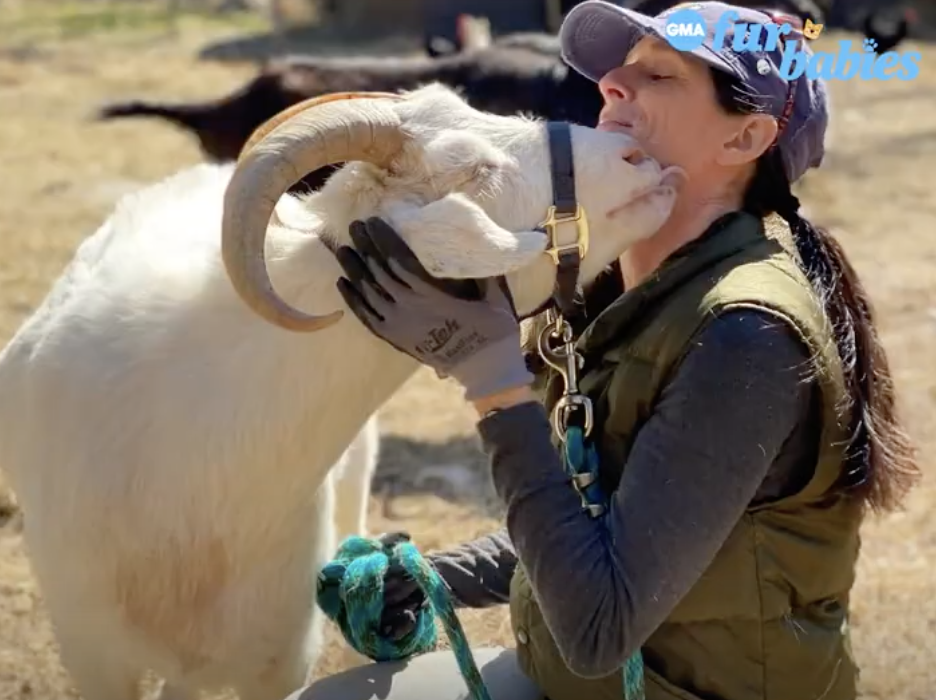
316, 535, 493, 700
316, 427, 643, 700
563, 425, 646, 700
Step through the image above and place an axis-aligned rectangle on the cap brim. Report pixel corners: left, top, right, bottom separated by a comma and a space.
559, 0, 738, 83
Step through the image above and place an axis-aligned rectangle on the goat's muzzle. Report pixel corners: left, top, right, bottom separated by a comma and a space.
220, 91, 407, 333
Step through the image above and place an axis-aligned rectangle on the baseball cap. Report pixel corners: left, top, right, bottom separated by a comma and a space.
559, 0, 829, 183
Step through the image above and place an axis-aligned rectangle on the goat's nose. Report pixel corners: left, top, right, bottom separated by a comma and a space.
621, 144, 648, 165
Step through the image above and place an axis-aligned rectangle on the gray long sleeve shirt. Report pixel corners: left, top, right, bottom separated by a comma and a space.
427, 308, 820, 679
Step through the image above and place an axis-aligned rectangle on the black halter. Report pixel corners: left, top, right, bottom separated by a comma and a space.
520, 121, 589, 325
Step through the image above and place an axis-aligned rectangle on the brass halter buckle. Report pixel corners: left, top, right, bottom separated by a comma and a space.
539, 204, 590, 265
535, 204, 593, 442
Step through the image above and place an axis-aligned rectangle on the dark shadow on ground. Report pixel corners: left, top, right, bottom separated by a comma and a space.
371, 434, 500, 516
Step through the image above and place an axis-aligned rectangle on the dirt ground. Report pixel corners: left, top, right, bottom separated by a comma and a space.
1, 4, 934, 699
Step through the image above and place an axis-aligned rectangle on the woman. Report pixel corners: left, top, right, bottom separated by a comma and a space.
295, 2, 919, 699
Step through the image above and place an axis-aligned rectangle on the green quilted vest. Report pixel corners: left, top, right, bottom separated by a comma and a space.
509, 212, 863, 700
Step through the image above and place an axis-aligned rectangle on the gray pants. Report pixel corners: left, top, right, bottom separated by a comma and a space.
286, 647, 544, 700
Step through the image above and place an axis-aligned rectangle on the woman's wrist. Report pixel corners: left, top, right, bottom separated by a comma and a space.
472, 384, 537, 417
454, 336, 534, 402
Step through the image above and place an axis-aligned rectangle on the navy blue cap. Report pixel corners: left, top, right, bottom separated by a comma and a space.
559, 0, 829, 183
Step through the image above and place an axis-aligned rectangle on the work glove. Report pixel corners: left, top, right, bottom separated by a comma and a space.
335, 217, 534, 401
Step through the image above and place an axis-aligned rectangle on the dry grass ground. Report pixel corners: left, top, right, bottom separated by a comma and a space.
0, 3, 934, 699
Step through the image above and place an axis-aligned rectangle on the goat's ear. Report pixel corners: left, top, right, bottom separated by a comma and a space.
419, 130, 510, 196
386, 193, 547, 278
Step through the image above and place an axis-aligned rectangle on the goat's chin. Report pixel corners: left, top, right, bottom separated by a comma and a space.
603, 178, 680, 251
605, 185, 661, 221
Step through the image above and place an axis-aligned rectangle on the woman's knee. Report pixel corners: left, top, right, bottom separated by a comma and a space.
285, 647, 543, 700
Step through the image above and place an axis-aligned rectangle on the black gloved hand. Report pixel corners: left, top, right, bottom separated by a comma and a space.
378, 531, 431, 641
335, 218, 532, 401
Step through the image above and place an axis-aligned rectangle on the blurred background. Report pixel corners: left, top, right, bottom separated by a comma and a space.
0, 0, 934, 698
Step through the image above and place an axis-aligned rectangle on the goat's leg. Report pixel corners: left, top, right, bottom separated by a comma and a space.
228, 579, 326, 700
332, 415, 380, 543
233, 645, 313, 700
27, 542, 143, 700
230, 482, 335, 700
55, 626, 140, 700
154, 681, 197, 700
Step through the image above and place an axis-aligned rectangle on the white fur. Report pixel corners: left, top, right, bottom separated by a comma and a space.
0, 83, 677, 700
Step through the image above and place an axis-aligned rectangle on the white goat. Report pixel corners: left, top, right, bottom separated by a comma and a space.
0, 83, 678, 700
325, 414, 381, 544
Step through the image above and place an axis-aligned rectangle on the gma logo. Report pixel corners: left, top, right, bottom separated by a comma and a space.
665, 20, 705, 37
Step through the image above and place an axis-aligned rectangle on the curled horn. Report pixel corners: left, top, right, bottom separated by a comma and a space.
239, 90, 402, 157
221, 91, 406, 332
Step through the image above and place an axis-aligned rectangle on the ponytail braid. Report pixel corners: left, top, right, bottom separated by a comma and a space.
735, 112, 918, 512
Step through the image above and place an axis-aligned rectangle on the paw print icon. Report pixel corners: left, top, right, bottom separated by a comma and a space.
863, 38, 879, 53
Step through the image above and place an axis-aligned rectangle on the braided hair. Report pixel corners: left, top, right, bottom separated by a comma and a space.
708, 68, 918, 512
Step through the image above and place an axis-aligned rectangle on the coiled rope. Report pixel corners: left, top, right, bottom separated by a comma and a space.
316, 534, 493, 700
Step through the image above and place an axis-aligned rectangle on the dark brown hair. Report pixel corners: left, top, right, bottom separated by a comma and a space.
707, 68, 919, 512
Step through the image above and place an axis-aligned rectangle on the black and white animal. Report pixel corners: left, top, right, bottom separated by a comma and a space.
97, 46, 603, 192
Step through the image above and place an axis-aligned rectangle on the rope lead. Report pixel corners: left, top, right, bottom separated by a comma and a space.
317, 535, 494, 700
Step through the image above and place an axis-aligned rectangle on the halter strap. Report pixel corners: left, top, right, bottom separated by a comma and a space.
544, 122, 587, 321
517, 121, 590, 324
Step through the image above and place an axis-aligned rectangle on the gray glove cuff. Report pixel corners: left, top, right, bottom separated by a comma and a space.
450, 335, 534, 401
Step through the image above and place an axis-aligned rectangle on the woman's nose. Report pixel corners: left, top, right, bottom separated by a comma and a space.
598, 67, 635, 103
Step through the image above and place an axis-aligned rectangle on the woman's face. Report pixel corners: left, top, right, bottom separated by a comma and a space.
597, 36, 775, 184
